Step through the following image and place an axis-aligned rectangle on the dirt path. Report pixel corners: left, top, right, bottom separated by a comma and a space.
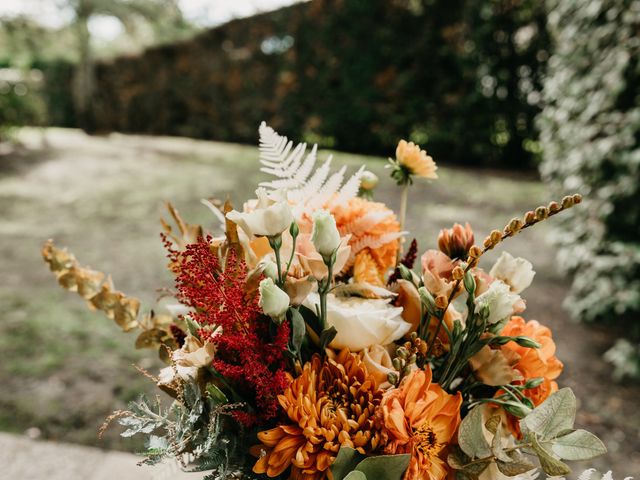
0, 129, 638, 477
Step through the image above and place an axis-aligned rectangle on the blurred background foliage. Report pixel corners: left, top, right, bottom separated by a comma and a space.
0, 0, 638, 377
539, 0, 640, 379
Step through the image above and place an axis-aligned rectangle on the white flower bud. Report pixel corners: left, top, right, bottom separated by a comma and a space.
311, 210, 341, 258
260, 258, 279, 281
259, 278, 289, 323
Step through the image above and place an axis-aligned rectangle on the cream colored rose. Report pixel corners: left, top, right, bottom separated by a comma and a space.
226, 188, 293, 238
359, 344, 400, 389
474, 280, 522, 325
303, 293, 411, 352
489, 251, 535, 293
310, 210, 341, 258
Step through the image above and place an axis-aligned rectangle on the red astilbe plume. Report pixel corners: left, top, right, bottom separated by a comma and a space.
388, 238, 418, 285
165, 236, 290, 427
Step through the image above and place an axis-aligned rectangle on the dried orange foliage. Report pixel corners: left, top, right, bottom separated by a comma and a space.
42, 240, 176, 357
42, 240, 141, 332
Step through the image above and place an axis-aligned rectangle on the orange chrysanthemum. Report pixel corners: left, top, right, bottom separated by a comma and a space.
381, 368, 462, 480
499, 316, 563, 436
252, 350, 384, 480
396, 140, 438, 179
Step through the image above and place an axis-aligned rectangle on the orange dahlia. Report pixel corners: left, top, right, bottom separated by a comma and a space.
381, 368, 462, 480
499, 316, 563, 436
252, 350, 384, 480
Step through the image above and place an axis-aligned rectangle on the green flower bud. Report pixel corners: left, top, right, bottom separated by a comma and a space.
523, 377, 544, 389
463, 271, 476, 294
502, 401, 533, 418
418, 287, 437, 315
515, 336, 541, 349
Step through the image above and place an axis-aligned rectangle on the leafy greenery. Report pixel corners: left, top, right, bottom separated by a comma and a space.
450, 388, 607, 477
538, 0, 640, 378
330, 447, 410, 480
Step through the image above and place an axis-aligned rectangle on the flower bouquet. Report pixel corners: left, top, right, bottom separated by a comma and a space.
43, 123, 610, 480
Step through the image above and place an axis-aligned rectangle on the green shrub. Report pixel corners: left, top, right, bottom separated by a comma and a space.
538, 0, 640, 377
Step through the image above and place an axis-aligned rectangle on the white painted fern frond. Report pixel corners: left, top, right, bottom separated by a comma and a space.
257, 122, 363, 214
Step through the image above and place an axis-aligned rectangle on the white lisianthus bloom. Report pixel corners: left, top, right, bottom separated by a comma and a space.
311, 210, 341, 258
259, 258, 279, 281
304, 293, 411, 351
259, 278, 290, 322
474, 280, 522, 324
489, 251, 536, 293
226, 188, 293, 238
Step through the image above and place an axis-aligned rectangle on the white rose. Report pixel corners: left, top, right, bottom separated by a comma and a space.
304, 293, 411, 351
311, 210, 341, 258
474, 280, 521, 325
489, 251, 536, 293
226, 188, 293, 238
259, 278, 290, 322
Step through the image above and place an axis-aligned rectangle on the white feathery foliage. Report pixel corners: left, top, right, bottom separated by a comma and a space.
257, 122, 364, 216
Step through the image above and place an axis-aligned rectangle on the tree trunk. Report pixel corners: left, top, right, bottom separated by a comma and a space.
74, 7, 96, 132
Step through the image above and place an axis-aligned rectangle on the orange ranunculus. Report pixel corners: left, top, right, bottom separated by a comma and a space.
421, 250, 457, 299
499, 316, 563, 436
381, 368, 462, 480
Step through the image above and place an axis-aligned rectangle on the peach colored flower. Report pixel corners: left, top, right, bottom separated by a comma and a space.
396, 140, 438, 179
295, 233, 351, 280
421, 249, 457, 298
381, 368, 462, 480
499, 316, 563, 437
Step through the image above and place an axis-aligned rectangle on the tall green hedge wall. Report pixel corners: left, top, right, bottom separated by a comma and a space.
89, 0, 549, 168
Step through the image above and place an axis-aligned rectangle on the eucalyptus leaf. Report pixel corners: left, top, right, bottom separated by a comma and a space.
344, 472, 367, 480
320, 326, 338, 351
520, 388, 576, 440
354, 453, 411, 480
458, 406, 491, 458
491, 424, 512, 463
531, 434, 571, 476
330, 447, 363, 480
496, 450, 535, 476
289, 308, 306, 353
551, 429, 607, 460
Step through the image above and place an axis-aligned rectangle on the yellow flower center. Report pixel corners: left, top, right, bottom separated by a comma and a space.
413, 423, 440, 457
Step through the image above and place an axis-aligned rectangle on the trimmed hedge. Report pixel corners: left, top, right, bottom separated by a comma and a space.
90, 0, 549, 168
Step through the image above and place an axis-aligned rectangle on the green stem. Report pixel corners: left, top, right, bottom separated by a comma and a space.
397, 182, 409, 261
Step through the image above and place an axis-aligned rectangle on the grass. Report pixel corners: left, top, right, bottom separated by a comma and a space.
1, 128, 638, 477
